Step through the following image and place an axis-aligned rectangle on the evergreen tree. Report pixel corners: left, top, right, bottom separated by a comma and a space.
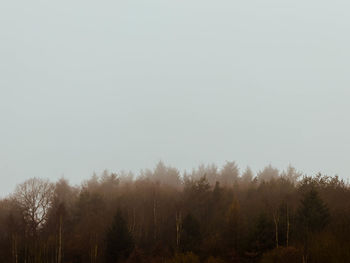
224, 198, 240, 251
252, 213, 275, 255
297, 189, 330, 261
105, 209, 134, 263
180, 214, 201, 253
297, 189, 329, 233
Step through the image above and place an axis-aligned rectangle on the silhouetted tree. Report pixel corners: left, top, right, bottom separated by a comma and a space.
1, 164, 349, 263
251, 213, 275, 255
105, 209, 134, 263
180, 214, 201, 253
297, 189, 329, 234
297, 189, 330, 262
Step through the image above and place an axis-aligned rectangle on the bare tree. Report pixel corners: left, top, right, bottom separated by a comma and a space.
13, 178, 54, 235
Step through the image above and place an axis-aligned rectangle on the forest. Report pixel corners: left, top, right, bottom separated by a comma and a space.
0, 161, 349, 263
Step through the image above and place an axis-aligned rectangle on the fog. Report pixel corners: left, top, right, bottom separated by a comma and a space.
1, 0, 350, 195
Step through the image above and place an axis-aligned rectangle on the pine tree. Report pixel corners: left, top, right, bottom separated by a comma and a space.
225, 198, 240, 251
297, 189, 329, 233
105, 209, 134, 263
180, 214, 201, 253
253, 213, 275, 254
297, 189, 330, 262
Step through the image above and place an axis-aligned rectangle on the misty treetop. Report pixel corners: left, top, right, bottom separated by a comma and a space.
0, 161, 349, 263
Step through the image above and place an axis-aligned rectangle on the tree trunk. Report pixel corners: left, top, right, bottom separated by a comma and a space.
175, 211, 182, 250
94, 244, 98, 263
153, 198, 157, 241
132, 208, 136, 234
58, 215, 62, 263
286, 205, 290, 247
12, 234, 18, 263
273, 212, 279, 248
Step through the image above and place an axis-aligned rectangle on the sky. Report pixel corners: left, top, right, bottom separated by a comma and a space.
1, 0, 349, 196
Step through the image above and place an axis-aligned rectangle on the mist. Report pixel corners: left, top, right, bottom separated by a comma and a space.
1, 0, 349, 196
0, 162, 349, 262
0, 1, 349, 261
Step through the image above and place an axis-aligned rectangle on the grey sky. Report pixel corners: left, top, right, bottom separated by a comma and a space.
1, 0, 349, 196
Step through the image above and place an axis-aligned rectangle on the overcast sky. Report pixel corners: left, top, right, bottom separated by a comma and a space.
1, 0, 349, 196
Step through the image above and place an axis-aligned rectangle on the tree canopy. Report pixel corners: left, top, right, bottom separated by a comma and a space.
0, 162, 349, 263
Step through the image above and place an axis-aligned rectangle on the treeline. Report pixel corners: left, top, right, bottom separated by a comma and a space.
0, 161, 349, 263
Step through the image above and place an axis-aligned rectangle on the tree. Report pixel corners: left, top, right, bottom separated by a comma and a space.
281, 165, 302, 185
251, 213, 275, 255
257, 165, 279, 183
220, 161, 239, 186
180, 214, 201, 253
105, 209, 134, 263
12, 178, 54, 262
188, 164, 219, 186
0, 199, 24, 263
240, 166, 254, 187
2, 163, 350, 262
51, 178, 76, 263
183, 176, 211, 224
297, 189, 329, 234
297, 189, 330, 262
153, 161, 182, 188
74, 190, 106, 263
13, 178, 54, 235
224, 198, 240, 251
